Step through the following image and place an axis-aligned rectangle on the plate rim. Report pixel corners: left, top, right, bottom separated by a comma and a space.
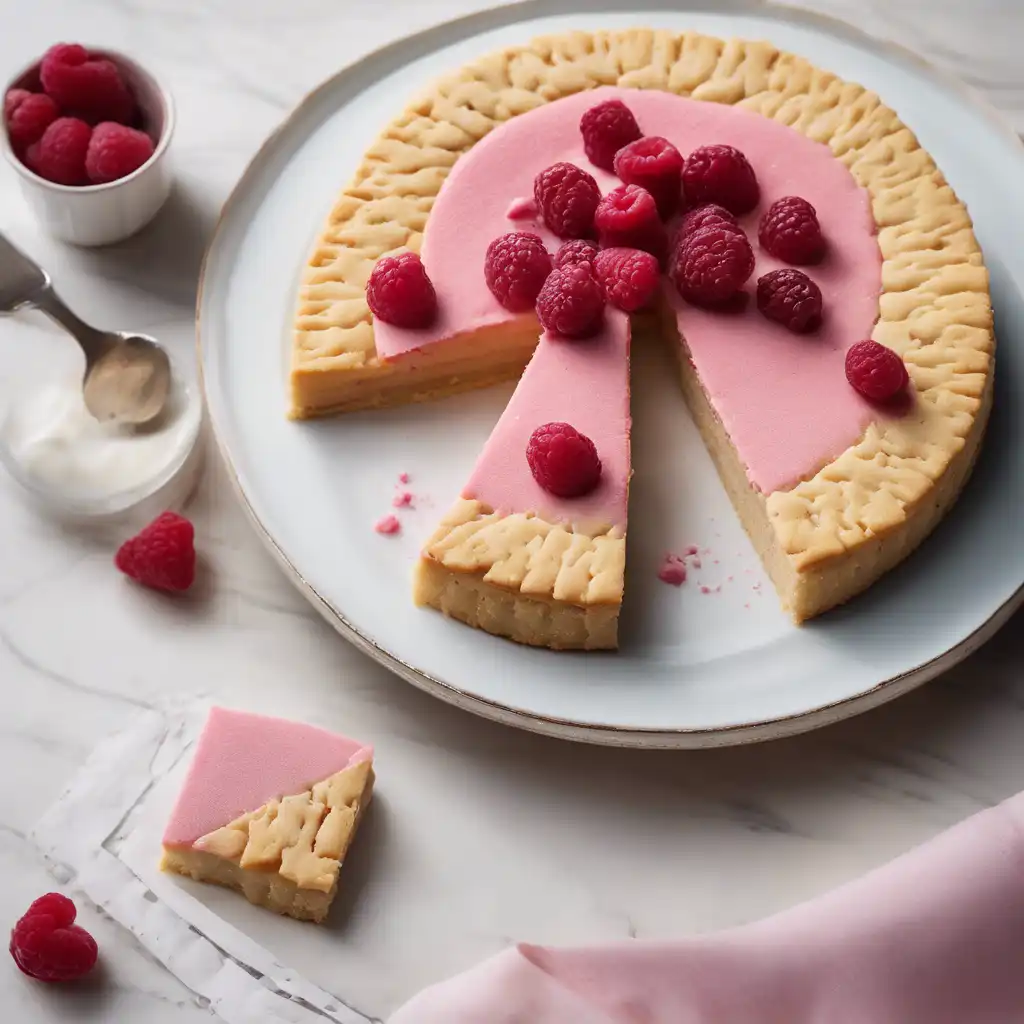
195, 0, 1024, 749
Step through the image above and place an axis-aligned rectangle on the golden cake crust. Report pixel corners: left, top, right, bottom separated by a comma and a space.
293, 29, 993, 629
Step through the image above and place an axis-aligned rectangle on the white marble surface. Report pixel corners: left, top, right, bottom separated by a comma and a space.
0, 1, 1023, 1020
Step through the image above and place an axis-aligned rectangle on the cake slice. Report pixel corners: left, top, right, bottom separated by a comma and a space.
414, 310, 631, 650
161, 707, 374, 923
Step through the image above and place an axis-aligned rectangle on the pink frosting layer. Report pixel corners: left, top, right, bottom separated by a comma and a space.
374, 86, 881, 495
463, 314, 631, 530
163, 707, 371, 848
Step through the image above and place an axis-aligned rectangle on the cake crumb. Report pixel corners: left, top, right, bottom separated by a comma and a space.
392, 491, 415, 509
398, 472, 410, 484
374, 514, 401, 536
657, 554, 687, 586
700, 584, 722, 595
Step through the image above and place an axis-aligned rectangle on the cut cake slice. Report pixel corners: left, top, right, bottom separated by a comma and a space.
161, 707, 374, 923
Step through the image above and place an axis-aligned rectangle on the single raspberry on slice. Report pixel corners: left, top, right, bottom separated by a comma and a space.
10, 893, 98, 983
535, 265, 605, 338
484, 232, 552, 312
681, 144, 760, 215
756, 268, 823, 332
759, 196, 824, 265
845, 340, 909, 401
5, 91, 59, 151
594, 184, 667, 262
115, 511, 196, 592
593, 247, 660, 312
554, 239, 598, 270
24, 117, 92, 185
40, 43, 135, 124
526, 422, 602, 498
85, 122, 154, 184
366, 252, 437, 328
613, 136, 684, 218
579, 99, 641, 171
533, 162, 601, 239
671, 224, 754, 307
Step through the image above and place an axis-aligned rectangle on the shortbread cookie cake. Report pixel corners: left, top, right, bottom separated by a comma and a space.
291, 31, 993, 650
161, 707, 374, 923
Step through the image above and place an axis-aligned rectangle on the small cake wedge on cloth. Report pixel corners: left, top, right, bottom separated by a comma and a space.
161, 707, 374, 923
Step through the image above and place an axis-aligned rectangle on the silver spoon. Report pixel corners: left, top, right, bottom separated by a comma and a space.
0, 231, 171, 427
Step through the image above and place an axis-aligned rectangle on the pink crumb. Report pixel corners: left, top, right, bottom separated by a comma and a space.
374, 514, 401, 535
683, 545, 699, 557
699, 584, 722, 595
657, 554, 687, 586
506, 196, 538, 220
398, 472, 410, 484
392, 491, 415, 508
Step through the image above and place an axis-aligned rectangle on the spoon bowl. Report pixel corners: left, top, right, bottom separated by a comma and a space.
82, 332, 172, 426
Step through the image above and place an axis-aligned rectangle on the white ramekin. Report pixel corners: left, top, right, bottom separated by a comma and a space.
1, 49, 175, 247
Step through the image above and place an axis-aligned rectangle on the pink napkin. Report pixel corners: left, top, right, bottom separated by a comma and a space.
390, 793, 1024, 1022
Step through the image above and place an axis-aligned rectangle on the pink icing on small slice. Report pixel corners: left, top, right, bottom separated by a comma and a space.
658, 554, 687, 586
163, 708, 371, 847
375, 514, 401, 534
373, 86, 881, 494
463, 314, 630, 531
506, 196, 538, 220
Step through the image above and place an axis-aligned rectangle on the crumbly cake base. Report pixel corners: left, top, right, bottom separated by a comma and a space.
161, 760, 374, 924
414, 498, 625, 650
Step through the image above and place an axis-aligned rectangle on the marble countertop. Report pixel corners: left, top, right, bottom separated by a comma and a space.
1, 1, 1023, 1020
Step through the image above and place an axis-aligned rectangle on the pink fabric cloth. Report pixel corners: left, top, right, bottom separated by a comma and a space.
390, 794, 1024, 1022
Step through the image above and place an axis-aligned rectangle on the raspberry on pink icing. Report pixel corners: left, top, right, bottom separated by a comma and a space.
373, 87, 881, 497
163, 708, 371, 848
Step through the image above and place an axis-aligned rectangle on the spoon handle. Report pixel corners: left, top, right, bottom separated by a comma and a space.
0, 231, 49, 313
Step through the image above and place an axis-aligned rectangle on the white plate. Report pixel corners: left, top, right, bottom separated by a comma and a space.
198, 0, 1024, 748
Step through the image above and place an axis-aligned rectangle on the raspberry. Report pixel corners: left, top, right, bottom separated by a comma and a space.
115, 511, 196, 592
671, 224, 754, 306
535, 265, 605, 338
533, 162, 601, 239
593, 247, 660, 312
84, 122, 154, 184
681, 144, 760, 215
24, 118, 92, 185
526, 422, 602, 498
554, 239, 598, 270
759, 196, 824, 265
484, 232, 552, 312
677, 203, 740, 239
594, 184, 667, 262
366, 252, 437, 328
40, 43, 135, 124
579, 99, 641, 171
612, 136, 683, 218
756, 268, 823, 332
4, 91, 59, 151
845, 340, 909, 401
10, 893, 98, 983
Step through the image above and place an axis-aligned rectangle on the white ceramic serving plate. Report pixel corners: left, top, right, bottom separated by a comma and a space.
198, 0, 1024, 748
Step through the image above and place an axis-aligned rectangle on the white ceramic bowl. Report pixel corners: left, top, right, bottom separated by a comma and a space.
1, 49, 174, 247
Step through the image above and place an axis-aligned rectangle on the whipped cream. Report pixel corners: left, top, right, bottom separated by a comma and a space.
1, 375, 199, 503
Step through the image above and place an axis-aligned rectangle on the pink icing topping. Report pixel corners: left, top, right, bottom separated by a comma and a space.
375, 514, 401, 535
163, 707, 371, 847
373, 87, 881, 495
463, 316, 631, 530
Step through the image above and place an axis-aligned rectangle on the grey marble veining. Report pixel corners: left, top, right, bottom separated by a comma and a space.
0, 0, 1023, 1019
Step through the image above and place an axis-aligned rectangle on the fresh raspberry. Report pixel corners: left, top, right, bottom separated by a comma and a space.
535, 265, 605, 338
594, 184, 667, 262
681, 144, 760, 215
4, 91, 59, 151
554, 239, 598, 270
579, 99, 641, 171
84, 122, 154, 184
533, 162, 601, 239
10, 893, 98, 983
484, 232, 552, 312
756, 268, 823, 332
526, 422, 602, 498
24, 118, 92, 185
671, 224, 754, 306
366, 252, 437, 328
115, 511, 196, 592
613, 136, 683, 218
845, 340, 909, 401
759, 196, 824, 265
40, 43, 135, 124
593, 247, 660, 312
677, 203, 740, 239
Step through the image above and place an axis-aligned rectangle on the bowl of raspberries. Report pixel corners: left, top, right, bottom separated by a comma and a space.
2, 43, 174, 246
